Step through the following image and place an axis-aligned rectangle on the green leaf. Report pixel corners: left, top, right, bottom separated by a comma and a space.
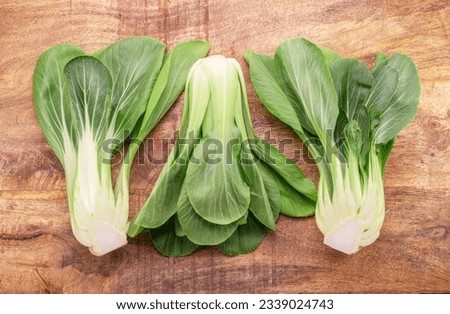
127, 223, 145, 237
177, 184, 241, 245
244, 51, 304, 134
186, 134, 250, 225
133, 40, 210, 142
330, 58, 373, 121
377, 137, 396, 173
374, 51, 388, 70
256, 162, 281, 220
354, 106, 371, 168
258, 161, 315, 217
64, 56, 113, 146
372, 54, 421, 144
250, 138, 317, 201
334, 111, 349, 151
174, 215, 186, 237
95, 37, 166, 144
150, 215, 198, 257
238, 211, 249, 225
365, 65, 399, 122
241, 161, 276, 230
319, 46, 340, 65
128, 127, 202, 236
176, 57, 211, 139
343, 120, 363, 155
33, 44, 85, 164
217, 213, 267, 256
275, 38, 339, 142
330, 59, 373, 167
128, 160, 188, 231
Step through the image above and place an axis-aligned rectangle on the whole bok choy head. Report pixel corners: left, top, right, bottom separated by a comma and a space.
33, 37, 209, 256
246, 38, 420, 254
128, 55, 317, 256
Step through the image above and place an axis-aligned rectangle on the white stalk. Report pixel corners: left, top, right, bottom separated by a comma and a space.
316, 149, 385, 254
70, 127, 128, 256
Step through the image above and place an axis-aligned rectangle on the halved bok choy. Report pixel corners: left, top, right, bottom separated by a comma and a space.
33, 37, 209, 255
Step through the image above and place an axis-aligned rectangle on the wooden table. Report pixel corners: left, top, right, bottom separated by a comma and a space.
0, 0, 448, 293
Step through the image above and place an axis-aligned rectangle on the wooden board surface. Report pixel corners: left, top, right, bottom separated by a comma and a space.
0, 0, 449, 293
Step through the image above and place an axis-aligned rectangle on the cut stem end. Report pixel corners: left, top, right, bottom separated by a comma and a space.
323, 219, 363, 255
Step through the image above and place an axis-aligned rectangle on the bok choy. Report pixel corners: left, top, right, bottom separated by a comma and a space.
128, 55, 317, 256
246, 38, 420, 254
33, 37, 209, 255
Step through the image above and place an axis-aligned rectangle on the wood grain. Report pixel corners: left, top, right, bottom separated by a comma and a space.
0, 0, 449, 293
